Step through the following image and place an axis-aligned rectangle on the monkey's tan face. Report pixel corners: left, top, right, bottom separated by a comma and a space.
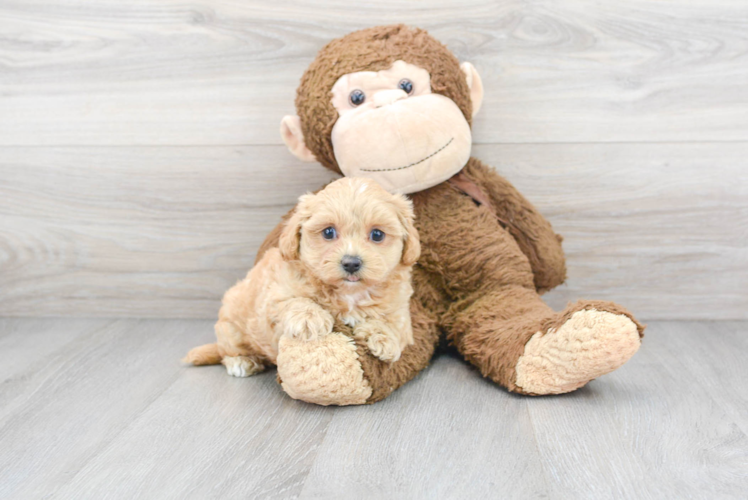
329, 61, 472, 194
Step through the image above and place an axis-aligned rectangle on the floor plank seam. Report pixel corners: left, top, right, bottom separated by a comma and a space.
0, 319, 121, 426
524, 398, 556, 500
55, 366, 189, 494
294, 408, 342, 500
654, 326, 748, 440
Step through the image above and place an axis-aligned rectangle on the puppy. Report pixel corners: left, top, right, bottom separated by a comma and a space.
183, 177, 420, 377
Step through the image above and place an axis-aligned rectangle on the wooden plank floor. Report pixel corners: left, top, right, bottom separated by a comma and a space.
0, 319, 746, 499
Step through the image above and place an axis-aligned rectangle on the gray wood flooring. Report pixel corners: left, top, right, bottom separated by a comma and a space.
1, 318, 746, 499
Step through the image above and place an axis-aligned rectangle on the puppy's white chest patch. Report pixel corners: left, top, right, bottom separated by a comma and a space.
339, 290, 372, 327
342, 290, 371, 310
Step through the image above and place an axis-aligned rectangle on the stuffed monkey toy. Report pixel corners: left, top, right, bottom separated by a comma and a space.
256, 25, 644, 405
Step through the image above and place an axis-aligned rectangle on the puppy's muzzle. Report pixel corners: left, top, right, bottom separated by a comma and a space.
341, 255, 362, 275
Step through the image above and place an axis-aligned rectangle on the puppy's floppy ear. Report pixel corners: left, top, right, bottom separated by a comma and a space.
279, 193, 314, 261
391, 194, 421, 266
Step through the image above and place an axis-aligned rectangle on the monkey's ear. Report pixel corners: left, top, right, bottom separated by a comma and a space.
460, 62, 484, 118
280, 115, 317, 162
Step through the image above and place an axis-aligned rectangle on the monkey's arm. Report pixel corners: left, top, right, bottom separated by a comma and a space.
462, 157, 567, 293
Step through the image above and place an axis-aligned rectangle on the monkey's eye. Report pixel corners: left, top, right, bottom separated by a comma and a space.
370, 229, 385, 243
398, 79, 413, 94
322, 227, 337, 240
348, 89, 366, 106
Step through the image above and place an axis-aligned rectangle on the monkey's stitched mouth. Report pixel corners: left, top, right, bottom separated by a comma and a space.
359, 137, 454, 173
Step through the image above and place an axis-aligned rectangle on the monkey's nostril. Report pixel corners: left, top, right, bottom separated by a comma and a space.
341, 255, 362, 274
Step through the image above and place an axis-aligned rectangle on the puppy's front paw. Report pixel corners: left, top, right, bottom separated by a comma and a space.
366, 332, 402, 363
284, 307, 334, 342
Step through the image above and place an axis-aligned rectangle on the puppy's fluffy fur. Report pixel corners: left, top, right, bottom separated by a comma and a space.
184, 177, 420, 377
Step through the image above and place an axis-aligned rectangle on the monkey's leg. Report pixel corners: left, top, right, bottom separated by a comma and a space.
418, 184, 643, 395
444, 287, 643, 394
276, 296, 440, 405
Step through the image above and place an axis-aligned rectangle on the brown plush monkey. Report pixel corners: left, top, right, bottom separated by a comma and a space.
258, 25, 644, 405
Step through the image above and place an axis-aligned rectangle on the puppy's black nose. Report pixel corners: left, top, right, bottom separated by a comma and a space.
341, 255, 362, 274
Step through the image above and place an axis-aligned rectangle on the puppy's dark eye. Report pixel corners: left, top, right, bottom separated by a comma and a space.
349, 89, 365, 106
370, 229, 385, 242
322, 227, 337, 240
398, 79, 413, 94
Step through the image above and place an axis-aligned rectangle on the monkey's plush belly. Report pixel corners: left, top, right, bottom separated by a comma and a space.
410, 179, 537, 297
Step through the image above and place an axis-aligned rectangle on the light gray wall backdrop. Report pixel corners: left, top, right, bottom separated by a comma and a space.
1, 0, 746, 320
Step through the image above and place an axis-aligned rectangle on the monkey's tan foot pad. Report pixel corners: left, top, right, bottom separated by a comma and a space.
515, 309, 641, 395
276, 333, 373, 406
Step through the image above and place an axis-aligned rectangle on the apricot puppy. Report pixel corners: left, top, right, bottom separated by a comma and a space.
184, 177, 420, 377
